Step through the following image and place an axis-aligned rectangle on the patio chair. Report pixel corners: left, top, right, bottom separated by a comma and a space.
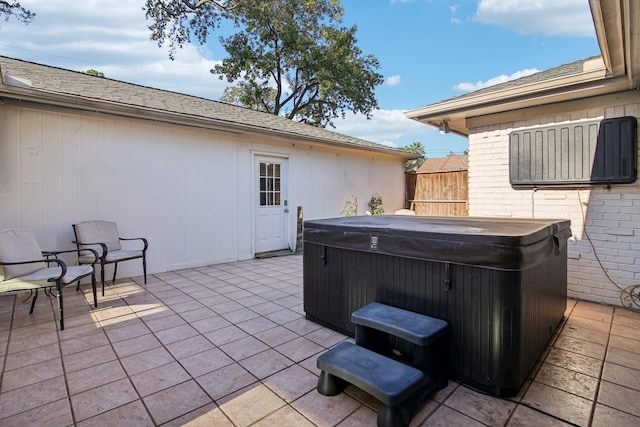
72, 221, 148, 294
0, 229, 98, 330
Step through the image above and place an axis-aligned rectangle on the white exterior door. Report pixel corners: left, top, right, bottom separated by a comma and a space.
254, 155, 290, 254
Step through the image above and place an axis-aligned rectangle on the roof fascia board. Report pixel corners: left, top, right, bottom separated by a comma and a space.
406, 63, 609, 121
465, 89, 640, 130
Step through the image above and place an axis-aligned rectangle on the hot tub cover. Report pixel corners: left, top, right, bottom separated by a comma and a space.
303, 215, 571, 270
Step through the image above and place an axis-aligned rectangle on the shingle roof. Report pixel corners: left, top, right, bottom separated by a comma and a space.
0, 56, 410, 157
437, 56, 599, 104
416, 154, 468, 173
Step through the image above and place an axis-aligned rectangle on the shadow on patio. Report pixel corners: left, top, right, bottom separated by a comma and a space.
0, 255, 639, 426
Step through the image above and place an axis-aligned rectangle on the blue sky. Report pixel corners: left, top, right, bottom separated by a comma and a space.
0, 0, 600, 157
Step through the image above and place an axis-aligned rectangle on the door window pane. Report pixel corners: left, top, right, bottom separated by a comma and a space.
259, 161, 282, 206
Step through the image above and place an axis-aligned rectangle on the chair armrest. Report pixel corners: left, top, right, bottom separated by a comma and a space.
119, 237, 148, 251
43, 248, 99, 265
0, 258, 66, 280
72, 240, 108, 259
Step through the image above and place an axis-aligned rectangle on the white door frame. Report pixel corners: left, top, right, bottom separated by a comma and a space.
252, 151, 292, 255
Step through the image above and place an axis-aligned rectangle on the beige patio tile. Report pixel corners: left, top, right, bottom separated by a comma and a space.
251, 301, 286, 316
236, 316, 279, 335
608, 334, 640, 354
305, 326, 349, 348
282, 317, 323, 335
275, 336, 325, 363
143, 380, 212, 425
522, 381, 592, 426
0, 398, 73, 427
111, 333, 162, 358
263, 364, 318, 402
59, 331, 110, 356
161, 402, 234, 427
559, 324, 609, 345
239, 348, 294, 380
120, 346, 175, 376
506, 404, 574, 426
76, 400, 154, 426
534, 362, 599, 399
103, 320, 150, 343
177, 306, 217, 323
252, 405, 315, 426
605, 345, 640, 371
553, 334, 607, 360
610, 322, 640, 340
1, 357, 63, 392
0, 376, 68, 419
219, 383, 286, 427
71, 377, 138, 421
202, 325, 248, 347
336, 404, 377, 426
3, 342, 59, 371
7, 329, 59, 354
154, 323, 200, 345
221, 307, 260, 324
190, 314, 233, 334
180, 347, 234, 378
444, 385, 517, 426
602, 361, 640, 391
165, 335, 216, 359
565, 315, 611, 333
264, 307, 303, 325
591, 403, 640, 427
143, 313, 187, 332
63, 344, 117, 373
292, 389, 362, 426
544, 347, 603, 377
130, 361, 191, 397
66, 359, 127, 395
254, 324, 299, 347
9, 319, 57, 341
196, 363, 257, 401
597, 380, 640, 417
219, 335, 269, 361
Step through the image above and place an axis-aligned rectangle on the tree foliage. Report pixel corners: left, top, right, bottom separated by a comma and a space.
400, 141, 426, 171
144, 0, 383, 128
0, 1, 35, 25
85, 69, 105, 78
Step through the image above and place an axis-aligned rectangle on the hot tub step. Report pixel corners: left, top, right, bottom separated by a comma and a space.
351, 302, 448, 345
317, 341, 425, 427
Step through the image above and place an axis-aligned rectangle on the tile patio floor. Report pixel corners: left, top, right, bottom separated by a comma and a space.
0, 254, 639, 426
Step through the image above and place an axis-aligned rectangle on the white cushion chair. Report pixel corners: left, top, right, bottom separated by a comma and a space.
0, 229, 97, 330
72, 221, 148, 294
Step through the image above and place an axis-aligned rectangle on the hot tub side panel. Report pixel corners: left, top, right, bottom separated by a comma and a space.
303, 242, 567, 396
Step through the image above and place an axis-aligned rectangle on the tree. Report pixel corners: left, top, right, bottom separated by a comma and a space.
144, 0, 383, 128
400, 141, 426, 171
1, 1, 35, 26
85, 69, 105, 78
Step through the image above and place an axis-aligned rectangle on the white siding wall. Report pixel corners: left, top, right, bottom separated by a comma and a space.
468, 100, 640, 307
0, 101, 405, 278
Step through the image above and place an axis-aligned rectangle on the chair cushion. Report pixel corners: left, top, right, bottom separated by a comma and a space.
0, 266, 61, 291
74, 221, 122, 255
105, 249, 143, 262
62, 265, 94, 284
0, 229, 45, 281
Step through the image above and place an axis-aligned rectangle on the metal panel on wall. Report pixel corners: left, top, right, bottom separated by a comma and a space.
510, 116, 637, 187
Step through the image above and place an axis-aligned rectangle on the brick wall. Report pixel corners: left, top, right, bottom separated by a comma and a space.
468, 104, 640, 307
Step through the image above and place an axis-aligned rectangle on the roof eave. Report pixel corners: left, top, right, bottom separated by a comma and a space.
405, 66, 631, 136
0, 84, 412, 159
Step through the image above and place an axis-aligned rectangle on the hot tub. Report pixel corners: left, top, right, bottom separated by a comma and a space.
303, 215, 571, 397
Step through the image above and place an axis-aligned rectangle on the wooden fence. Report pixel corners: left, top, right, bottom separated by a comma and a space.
405, 170, 469, 216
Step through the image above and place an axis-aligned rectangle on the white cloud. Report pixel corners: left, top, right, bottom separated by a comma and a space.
385, 75, 401, 86
472, 0, 595, 38
453, 68, 540, 92
332, 109, 431, 147
0, 0, 228, 101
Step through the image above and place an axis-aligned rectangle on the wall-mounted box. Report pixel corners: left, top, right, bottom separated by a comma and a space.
510, 116, 637, 187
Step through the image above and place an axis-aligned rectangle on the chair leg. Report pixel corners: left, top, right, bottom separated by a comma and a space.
100, 262, 106, 290
143, 255, 147, 285
91, 273, 98, 308
112, 262, 118, 284
56, 281, 64, 330
29, 289, 38, 314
